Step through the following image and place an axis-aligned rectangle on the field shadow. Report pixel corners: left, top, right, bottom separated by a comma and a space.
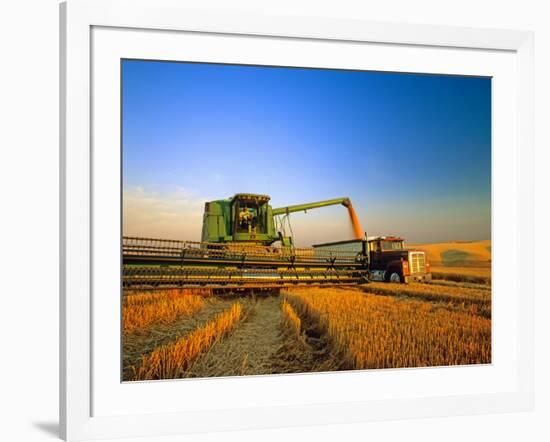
441, 249, 472, 266
33, 421, 59, 438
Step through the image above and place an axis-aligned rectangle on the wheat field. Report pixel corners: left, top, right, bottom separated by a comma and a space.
133, 302, 242, 380
281, 299, 302, 338
122, 289, 207, 334
122, 264, 491, 380
408, 239, 491, 267
364, 282, 491, 317
284, 287, 491, 369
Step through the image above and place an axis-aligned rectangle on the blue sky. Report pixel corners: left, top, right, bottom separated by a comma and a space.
122, 59, 491, 245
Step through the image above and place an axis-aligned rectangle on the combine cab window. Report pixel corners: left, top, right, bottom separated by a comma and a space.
381, 240, 404, 251
234, 201, 266, 234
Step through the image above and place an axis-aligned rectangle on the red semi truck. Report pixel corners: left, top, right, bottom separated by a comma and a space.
313, 236, 431, 283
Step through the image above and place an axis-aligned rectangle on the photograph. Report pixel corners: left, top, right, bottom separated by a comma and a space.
121, 59, 492, 382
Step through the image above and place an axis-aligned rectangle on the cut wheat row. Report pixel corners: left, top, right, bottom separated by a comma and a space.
281, 300, 301, 338
431, 268, 491, 285
424, 279, 491, 291
132, 302, 242, 380
285, 288, 491, 369
363, 282, 491, 318
123, 290, 206, 334
124, 288, 211, 306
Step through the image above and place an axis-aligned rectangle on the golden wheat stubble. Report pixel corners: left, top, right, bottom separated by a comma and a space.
133, 302, 243, 380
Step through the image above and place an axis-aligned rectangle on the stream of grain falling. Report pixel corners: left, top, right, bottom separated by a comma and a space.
347, 203, 364, 239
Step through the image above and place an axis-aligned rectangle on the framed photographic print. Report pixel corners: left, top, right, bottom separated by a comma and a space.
60, 0, 534, 440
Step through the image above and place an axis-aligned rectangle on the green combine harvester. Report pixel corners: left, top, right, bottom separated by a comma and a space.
123, 193, 369, 290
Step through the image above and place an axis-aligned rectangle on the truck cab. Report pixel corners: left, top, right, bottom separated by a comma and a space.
367, 236, 431, 283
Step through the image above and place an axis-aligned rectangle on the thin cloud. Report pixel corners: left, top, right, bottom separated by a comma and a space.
123, 187, 208, 240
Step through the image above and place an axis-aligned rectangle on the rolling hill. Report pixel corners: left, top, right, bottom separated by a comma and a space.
407, 239, 491, 267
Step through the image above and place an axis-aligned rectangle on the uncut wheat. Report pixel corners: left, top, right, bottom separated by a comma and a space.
364, 282, 491, 317
285, 288, 491, 369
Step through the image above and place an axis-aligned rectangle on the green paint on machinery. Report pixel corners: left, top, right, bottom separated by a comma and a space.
122, 193, 368, 290
201, 193, 353, 247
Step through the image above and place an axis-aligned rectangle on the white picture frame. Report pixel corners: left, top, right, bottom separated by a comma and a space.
60, 0, 534, 440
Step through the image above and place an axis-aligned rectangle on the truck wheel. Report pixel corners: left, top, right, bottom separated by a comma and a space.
389, 272, 402, 283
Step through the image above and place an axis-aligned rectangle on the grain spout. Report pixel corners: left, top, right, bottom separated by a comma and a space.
346, 203, 363, 239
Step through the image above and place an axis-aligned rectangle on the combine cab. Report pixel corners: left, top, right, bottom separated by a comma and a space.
123, 193, 369, 289
313, 236, 431, 283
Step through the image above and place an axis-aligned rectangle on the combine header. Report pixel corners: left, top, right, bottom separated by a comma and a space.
123, 194, 369, 290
